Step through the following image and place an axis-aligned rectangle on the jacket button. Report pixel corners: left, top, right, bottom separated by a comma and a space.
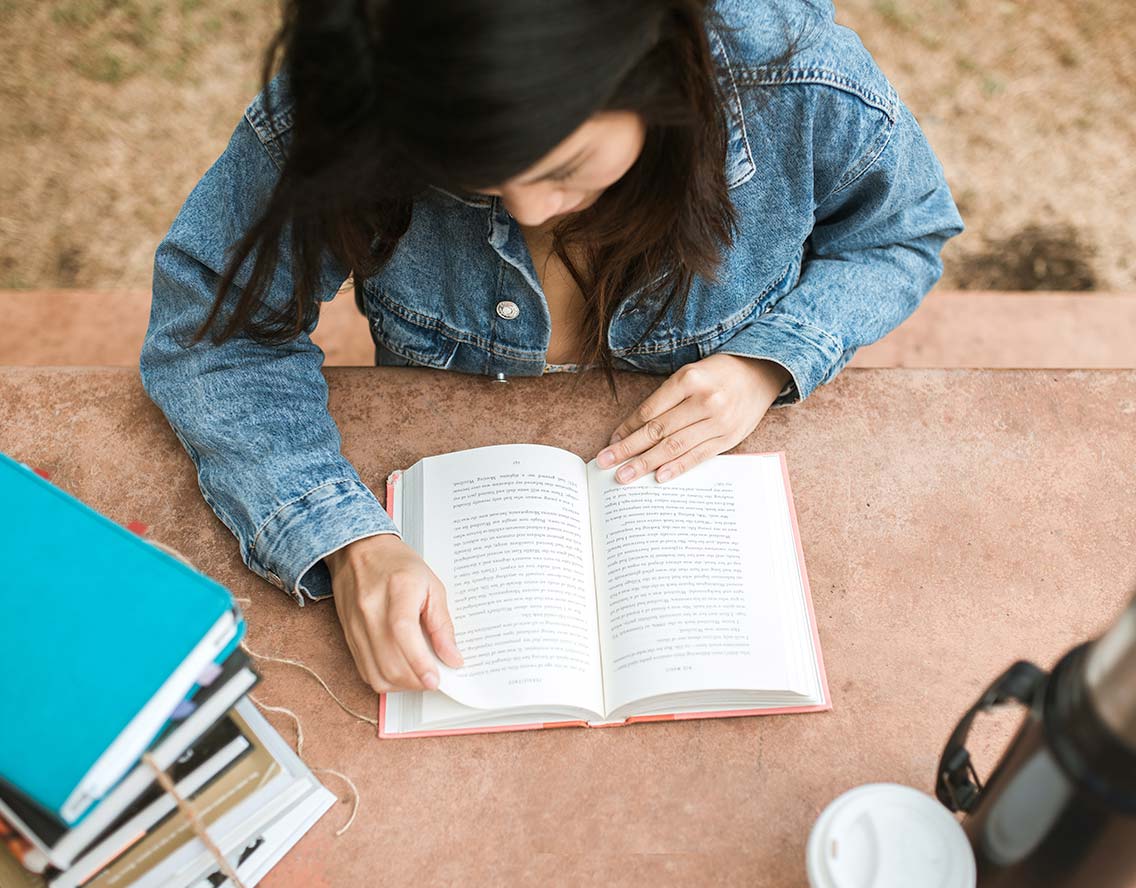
495, 300, 520, 320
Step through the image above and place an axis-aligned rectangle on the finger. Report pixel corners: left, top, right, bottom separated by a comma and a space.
346, 597, 406, 691
374, 623, 429, 690
422, 580, 464, 669
363, 581, 426, 690
387, 582, 442, 690
345, 617, 391, 693
654, 434, 732, 484
335, 592, 387, 692
597, 399, 706, 471
611, 418, 723, 484
607, 372, 691, 446
349, 632, 398, 693
379, 650, 427, 691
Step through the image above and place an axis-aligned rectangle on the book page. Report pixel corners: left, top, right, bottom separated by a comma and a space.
417, 445, 604, 718
588, 454, 811, 715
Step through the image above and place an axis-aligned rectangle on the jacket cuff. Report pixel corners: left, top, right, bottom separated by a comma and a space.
711, 311, 844, 405
249, 478, 400, 603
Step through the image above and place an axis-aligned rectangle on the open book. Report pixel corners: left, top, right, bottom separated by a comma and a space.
380, 444, 829, 738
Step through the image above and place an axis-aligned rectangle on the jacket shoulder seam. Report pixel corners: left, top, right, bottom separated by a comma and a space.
733, 65, 899, 123
243, 96, 294, 171
734, 65, 899, 200
826, 110, 895, 198
708, 27, 756, 189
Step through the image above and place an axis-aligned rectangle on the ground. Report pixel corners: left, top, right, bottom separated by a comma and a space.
1, 0, 1133, 292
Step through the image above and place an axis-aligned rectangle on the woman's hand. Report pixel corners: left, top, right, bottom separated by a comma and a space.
325, 534, 463, 693
596, 354, 791, 483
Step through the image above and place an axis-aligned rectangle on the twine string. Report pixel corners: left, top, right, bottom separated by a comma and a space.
142, 753, 249, 888
240, 642, 378, 728
247, 696, 361, 836
143, 538, 368, 839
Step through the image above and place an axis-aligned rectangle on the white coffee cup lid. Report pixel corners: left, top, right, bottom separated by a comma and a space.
806, 783, 976, 888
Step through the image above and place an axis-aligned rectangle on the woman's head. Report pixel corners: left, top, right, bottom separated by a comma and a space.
206, 0, 741, 381
479, 111, 647, 227
286, 1, 678, 194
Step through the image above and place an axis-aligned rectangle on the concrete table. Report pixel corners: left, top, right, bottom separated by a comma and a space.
1, 367, 1133, 887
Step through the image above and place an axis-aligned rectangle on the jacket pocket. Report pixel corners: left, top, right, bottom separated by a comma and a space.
693, 250, 805, 359
613, 341, 705, 375
368, 303, 460, 370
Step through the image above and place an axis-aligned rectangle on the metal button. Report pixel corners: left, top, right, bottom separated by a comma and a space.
495, 300, 520, 320
494, 372, 509, 383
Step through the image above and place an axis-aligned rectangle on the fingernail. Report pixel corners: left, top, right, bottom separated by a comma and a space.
656, 467, 672, 483
423, 671, 439, 690
617, 465, 635, 483
597, 450, 615, 468
610, 432, 622, 444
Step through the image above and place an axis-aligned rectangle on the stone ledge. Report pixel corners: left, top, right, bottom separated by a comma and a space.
2, 289, 1133, 369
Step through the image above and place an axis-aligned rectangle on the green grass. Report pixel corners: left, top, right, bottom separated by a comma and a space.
74, 49, 127, 83
956, 55, 979, 74
54, 0, 244, 83
872, 0, 917, 32
981, 74, 1005, 97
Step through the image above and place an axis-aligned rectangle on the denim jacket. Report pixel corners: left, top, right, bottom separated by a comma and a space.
140, 0, 963, 603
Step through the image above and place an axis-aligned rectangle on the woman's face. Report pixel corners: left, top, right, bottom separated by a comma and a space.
477, 111, 647, 228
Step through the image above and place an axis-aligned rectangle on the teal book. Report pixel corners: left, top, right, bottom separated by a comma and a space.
0, 453, 243, 825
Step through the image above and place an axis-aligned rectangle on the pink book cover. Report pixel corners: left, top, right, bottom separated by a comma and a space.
377, 452, 831, 739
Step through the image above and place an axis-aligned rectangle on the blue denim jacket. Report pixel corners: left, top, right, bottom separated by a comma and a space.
140, 0, 963, 603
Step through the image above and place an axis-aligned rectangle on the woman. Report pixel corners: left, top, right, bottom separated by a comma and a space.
141, 0, 962, 694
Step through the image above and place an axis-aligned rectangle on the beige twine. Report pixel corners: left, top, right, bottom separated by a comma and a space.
142, 753, 249, 888
142, 538, 367, 840
247, 695, 361, 836
240, 642, 378, 728
239, 642, 373, 836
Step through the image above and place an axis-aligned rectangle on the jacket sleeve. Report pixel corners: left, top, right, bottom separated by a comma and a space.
713, 99, 964, 404
140, 94, 399, 604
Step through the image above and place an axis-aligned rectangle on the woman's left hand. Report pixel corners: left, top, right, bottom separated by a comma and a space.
595, 354, 791, 484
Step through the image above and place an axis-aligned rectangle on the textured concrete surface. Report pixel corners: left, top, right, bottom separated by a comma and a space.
848, 291, 1136, 369
3, 289, 1135, 369
0, 288, 375, 368
1, 367, 1134, 886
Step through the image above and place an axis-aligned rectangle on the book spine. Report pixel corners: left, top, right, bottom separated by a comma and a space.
385, 471, 401, 519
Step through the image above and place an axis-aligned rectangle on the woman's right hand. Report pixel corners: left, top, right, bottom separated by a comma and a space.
324, 534, 463, 693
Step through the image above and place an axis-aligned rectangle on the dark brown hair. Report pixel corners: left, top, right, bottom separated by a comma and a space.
197, 0, 743, 386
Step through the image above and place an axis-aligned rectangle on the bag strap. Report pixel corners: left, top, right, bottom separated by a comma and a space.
935, 660, 1047, 813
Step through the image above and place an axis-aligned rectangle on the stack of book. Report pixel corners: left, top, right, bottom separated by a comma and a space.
0, 454, 334, 887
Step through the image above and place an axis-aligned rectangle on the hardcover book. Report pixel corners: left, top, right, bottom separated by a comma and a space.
380, 444, 829, 737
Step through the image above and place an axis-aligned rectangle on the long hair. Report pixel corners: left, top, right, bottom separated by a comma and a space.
196, 0, 749, 385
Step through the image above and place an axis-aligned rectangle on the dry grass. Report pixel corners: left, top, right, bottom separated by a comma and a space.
1, 0, 1134, 291
0, 0, 276, 289
839, 0, 1136, 291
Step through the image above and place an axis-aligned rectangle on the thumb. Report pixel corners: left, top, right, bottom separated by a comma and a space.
421, 581, 463, 669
